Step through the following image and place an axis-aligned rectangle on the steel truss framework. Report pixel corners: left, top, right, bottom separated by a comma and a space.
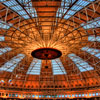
0, 0, 99, 98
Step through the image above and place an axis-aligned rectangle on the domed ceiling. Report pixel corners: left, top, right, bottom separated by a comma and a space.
0, 0, 100, 99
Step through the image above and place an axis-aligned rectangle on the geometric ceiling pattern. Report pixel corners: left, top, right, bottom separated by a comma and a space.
0, 0, 100, 99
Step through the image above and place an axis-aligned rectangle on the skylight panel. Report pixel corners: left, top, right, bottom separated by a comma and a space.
64, 0, 89, 19
0, 20, 12, 29
18, 10, 26, 15
88, 36, 100, 42
2, 0, 37, 19
0, 54, 25, 72
24, 1, 37, 17
11, 5, 23, 11
0, 47, 12, 55
71, 5, 82, 11
82, 47, 100, 59
68, 54, 94, 72
0, 36, 5, 41
67, 10, 76, 15
88, 0, 95, 1
3, 0, 29, 19
62, 0, 76, 4
27, 59, 41, 75
22, 15, 29, 19
81, 17, 100, 29
56, 8, 64, 17
64, 15, 71, 19
51, 59, 66, 75
62, 0, 95, 19
77, 0, 89, 7
0, 0, 6, 2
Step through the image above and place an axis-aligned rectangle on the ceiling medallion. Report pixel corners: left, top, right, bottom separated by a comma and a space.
31, 48, 62, 60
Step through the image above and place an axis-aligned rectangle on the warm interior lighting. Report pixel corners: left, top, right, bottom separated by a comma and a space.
0, 0, 99, 99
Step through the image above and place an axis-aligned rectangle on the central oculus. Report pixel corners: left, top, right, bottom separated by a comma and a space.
31, 48, 62, 60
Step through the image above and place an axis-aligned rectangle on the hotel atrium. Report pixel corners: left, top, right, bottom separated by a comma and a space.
0, 0, 100, 100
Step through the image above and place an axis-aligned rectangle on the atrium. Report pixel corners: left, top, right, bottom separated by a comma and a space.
0, 0, 100, 100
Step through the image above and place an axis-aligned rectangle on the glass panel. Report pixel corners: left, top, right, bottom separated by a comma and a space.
68, 54, 94, 72
0, 36, 5, 41
52, 59, 66, 75
81, 17, 100, 29
82, 47, 100, 59
56, 0, 95, 19
88, 35, 100, 42
0, 54, 25, 72
27, 59, 41, 75
0, 20, 12, 29
65, 0, 95, 19
2, 0, 37, 19
0, 47, 12, 55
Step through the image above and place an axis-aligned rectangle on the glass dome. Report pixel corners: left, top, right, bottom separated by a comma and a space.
0, 0, 100, 99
